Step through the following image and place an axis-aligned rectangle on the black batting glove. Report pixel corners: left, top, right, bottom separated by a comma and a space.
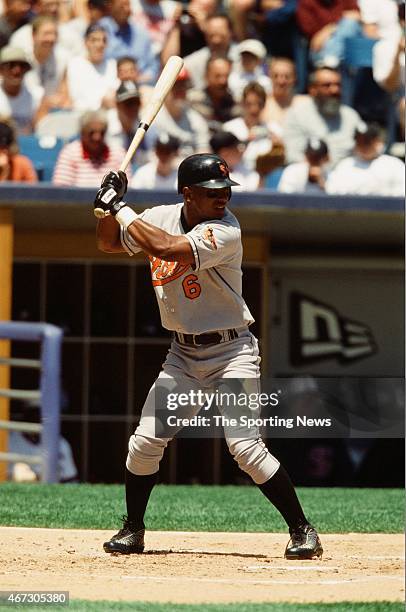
101, 170, 128, 198
94, 170, 128, 217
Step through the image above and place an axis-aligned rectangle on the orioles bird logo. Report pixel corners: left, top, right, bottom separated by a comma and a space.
203, 226, 217, 250
219, 163, 229, 177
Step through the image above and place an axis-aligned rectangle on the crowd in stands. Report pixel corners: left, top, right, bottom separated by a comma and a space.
0, 0, 404, 195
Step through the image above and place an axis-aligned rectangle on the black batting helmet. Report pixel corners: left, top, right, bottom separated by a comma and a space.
177, 153, 240, 194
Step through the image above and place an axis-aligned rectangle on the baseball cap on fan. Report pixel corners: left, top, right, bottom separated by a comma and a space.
238, 39, 267, 59
354, 122, 382, 144
0, 45, 31, 70
210, 131, 245, 154
155, 133, 180, 152
116, 80, 140, 103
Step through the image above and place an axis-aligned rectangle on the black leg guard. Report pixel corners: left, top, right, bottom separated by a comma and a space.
258, 464, 308, 530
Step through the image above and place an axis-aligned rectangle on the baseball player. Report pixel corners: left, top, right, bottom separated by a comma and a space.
94, 154, 323, 560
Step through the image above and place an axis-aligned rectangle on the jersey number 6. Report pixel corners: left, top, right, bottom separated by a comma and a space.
182, 274, 201, 300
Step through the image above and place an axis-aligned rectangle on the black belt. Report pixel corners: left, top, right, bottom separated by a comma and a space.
174, 328, 239, 346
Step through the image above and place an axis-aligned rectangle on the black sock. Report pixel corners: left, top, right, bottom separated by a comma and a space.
125, 468, 158, 530
258, 464, 308, 530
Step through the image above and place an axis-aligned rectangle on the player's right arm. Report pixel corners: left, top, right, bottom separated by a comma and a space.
95, 171, 195, 264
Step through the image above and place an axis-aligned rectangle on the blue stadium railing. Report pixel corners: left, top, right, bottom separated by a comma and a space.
0, 322, 63, 483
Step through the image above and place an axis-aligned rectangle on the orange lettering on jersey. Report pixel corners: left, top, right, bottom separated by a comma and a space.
149, 256, 191, 286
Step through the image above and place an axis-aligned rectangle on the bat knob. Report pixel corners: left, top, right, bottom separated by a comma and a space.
94, 207, 108, 219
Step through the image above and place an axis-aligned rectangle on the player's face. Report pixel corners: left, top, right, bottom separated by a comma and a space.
185, 185, 231, 223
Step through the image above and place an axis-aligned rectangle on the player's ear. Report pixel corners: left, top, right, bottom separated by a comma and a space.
183, 186, 191, 202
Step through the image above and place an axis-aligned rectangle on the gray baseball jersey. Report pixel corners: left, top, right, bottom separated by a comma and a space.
120, 203, 254, 334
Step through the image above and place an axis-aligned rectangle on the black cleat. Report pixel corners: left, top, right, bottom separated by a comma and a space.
284, 523, 323, 560
103, 516, 145, 554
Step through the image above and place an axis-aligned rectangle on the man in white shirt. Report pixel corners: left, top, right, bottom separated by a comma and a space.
283, 67, 360, 167
326, 123, 405, 196
10, 0, 83, 58
130, 133, 180, 189
66, 23, 118, 112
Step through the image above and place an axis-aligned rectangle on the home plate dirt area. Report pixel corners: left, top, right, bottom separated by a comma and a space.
0, 527, 404, 604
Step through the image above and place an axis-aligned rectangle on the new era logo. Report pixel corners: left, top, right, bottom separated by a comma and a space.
290, 292, 377, 366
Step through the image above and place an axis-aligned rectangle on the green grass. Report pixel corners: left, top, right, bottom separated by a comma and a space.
0, 483, 403, 533
0, 602, 403, 612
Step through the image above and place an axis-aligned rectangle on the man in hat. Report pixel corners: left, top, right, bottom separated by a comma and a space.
106, 80, 157, 167
228, 38, 271, 102
130, 133, 180, 189
210, 130, 259, 190
278, 138, 330, 193
0, 45, 42, 133
326, 123, 405, 196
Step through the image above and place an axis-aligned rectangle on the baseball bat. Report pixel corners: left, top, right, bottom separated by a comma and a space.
94, 55, 184, 218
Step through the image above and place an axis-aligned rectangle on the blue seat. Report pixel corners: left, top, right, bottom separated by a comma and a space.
264, 167, 284, 190
17, 135, 65, 181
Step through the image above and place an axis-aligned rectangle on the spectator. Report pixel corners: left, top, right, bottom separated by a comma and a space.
296, 0, 361, 68
0, 46, 42, 134
359, 0, 401, 40
66, 24, 118, 112
106, 80, 156, 165
24, 16, 72, 124
162, 0, 219, 63
10, 0, 84, 58
130, 133, 179, 189
263, 57, 306, 139
283, 66, 360, 165
228, 38, 272, 101
53, 109, 129, 186
370, 1, 405, 140
183, 13, 239, 89
188, 55, 240, 132
228, 0, 298, 59
117, 55, 139, 82
153, 67, 209, 157
0, 118, 38, 181
256, 141, 286, 187
0, 0, 31, 50
99, 0, 160, 85
326, 122, 405, 196
224, 81, 271, 170
59, 0, 109, 56
7, 401, 78, 483
278, 137, 329, 193
131, 0, 182, 60
210, 130, 259, 190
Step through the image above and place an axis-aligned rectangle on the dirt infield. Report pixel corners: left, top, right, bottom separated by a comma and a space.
0, 527, 404, 604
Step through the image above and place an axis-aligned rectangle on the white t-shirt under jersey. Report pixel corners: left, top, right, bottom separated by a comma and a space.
121, 203, 254, 334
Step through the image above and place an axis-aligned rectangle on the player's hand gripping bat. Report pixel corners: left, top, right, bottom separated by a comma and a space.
94, 55, 184, 219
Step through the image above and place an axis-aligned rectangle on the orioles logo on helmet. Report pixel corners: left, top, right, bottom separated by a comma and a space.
219, 163, 229, 177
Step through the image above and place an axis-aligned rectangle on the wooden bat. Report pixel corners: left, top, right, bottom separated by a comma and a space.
94, 55, 184, 218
